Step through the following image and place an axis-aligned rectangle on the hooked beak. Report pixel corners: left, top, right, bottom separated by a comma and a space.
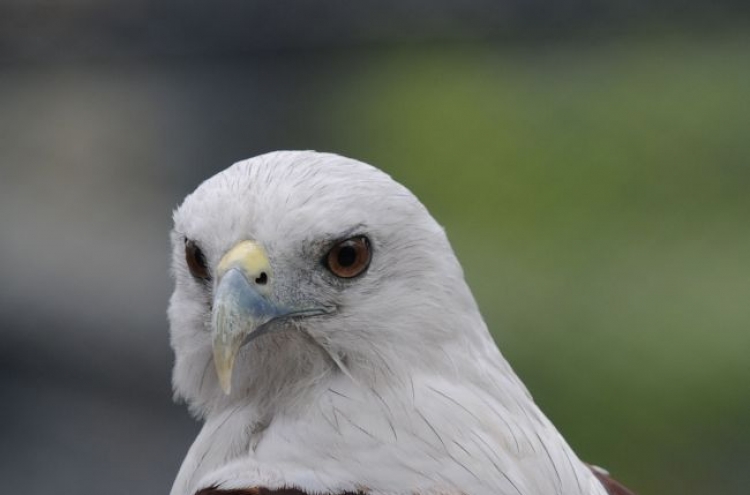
211, 240, 329, 395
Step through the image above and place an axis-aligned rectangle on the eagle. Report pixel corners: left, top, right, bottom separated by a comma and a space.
168, 151, 635, 495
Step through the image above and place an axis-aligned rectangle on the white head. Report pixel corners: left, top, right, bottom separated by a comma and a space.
169, 151, 492, 418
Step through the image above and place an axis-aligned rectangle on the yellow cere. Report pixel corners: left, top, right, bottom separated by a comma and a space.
217, 240, 271, 279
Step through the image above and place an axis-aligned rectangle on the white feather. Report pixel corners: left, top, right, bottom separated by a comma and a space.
168, 151, 608, 495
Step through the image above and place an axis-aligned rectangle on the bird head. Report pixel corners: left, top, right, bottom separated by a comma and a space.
168, 151, 484, 417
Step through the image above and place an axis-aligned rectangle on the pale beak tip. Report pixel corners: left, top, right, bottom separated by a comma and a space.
218, 371, 233, 395
213, 347, 236, 395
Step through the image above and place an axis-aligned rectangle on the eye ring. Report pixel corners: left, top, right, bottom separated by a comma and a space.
325, 236, 371, 279
185, 239, 211, 280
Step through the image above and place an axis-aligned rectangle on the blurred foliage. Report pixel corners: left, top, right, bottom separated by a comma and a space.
317, 32, 750, 495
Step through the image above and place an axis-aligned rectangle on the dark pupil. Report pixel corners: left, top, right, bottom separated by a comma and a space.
194, 249, 206, 268
337, 245, 358, 267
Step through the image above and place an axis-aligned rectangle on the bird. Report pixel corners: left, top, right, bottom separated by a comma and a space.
167, 151, 636, 495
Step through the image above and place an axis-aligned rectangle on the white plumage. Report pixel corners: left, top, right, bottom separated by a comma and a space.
168, 151, 614, 495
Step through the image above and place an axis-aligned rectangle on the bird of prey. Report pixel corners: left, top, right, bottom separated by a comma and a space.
168, 151, 635, 495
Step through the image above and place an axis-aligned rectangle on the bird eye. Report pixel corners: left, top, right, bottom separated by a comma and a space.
185, 239, 211, 280
325, 236, 371, 279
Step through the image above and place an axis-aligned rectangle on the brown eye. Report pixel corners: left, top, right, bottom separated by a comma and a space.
325, 236, 371, 279
185, 239, 210, 280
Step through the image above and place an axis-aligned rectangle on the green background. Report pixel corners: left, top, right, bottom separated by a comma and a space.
315, 33, 750, 495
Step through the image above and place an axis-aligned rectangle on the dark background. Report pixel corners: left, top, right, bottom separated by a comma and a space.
1, 2, 749, 494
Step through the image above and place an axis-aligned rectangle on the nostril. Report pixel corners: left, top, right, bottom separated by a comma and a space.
255, 272, 268, 285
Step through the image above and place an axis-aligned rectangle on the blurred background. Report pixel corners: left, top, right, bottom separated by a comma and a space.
1, 1, 748, 494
